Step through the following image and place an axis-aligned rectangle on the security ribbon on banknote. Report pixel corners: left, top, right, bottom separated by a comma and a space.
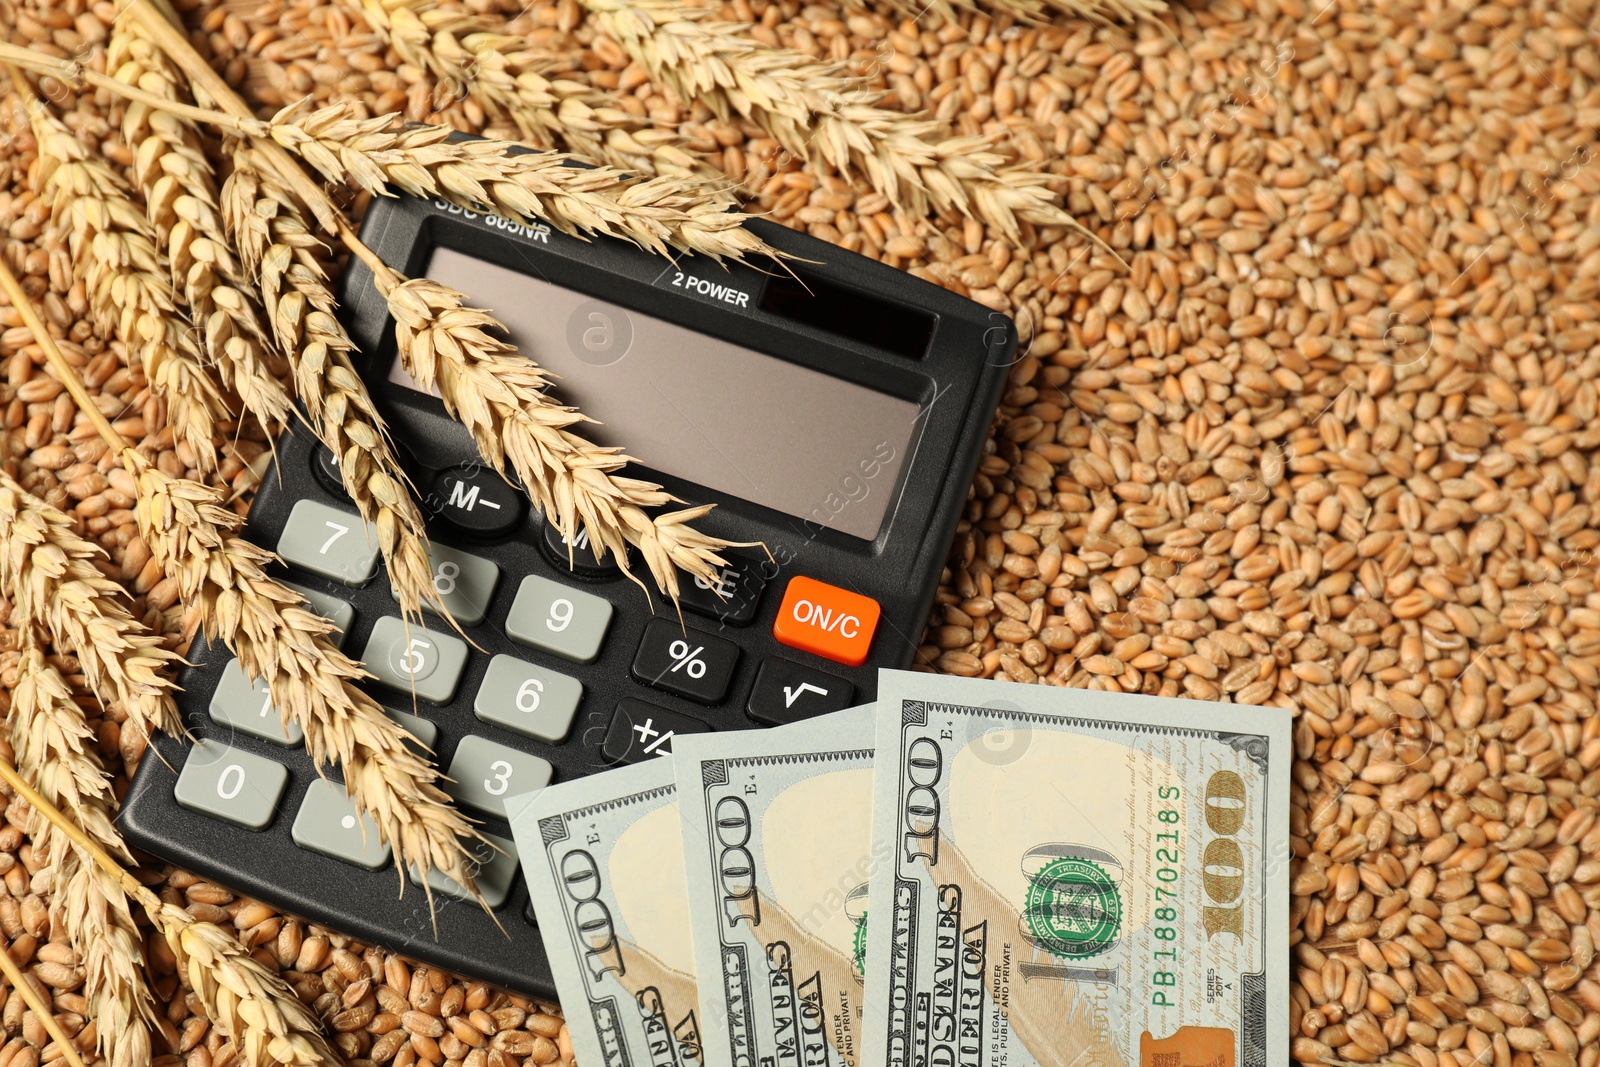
674, 709, 879, 1067
861, 671, 1290, 1067
509, 760, 703, 1067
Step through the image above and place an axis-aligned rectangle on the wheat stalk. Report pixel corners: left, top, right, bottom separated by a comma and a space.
0, 884, 86, 1067
13, 69, 227, 471
124, 7, 770, 607
128, 450, 488, 899
0, 751, 337, 1067
886, 0, 1166, 23
581, 0, 1110, 245
9, 643, 156, 1067
0, 472, 183, 758
245, 108, 763, 599
216, 150, 444, 625
357, 0, 704, 177
375, 268, 750, 601
86, 28, 441, 623
267, 99, 780, 262
0, 249, 488, 909
109, 32, 293, 435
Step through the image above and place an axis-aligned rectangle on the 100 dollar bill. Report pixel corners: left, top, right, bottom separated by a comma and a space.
675, 710, 880, 1067
509, 760, 703, 1067
861, 671, 1289, 1067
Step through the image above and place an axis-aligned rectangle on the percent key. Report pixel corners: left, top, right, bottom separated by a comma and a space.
630, 619, 740, 704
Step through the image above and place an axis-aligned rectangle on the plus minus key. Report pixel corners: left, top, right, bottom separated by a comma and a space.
601, 699, 711, 765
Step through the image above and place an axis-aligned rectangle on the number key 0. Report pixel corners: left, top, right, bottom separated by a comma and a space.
506, 576, 612, 662
174, 740, 289, 830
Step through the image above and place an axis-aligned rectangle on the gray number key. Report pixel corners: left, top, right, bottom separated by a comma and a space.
358, 617, 469, 703
506, 576, 612, 662
473, 655, 582, 743
444, 735, 552, 818
284, 582, 356, 646
209, 659, 304, 746
277, 500, 379, 586
391, 542, 499, 627
385, 708, 438, 753
408, 831, 518, 909
291, 779, 392, 870
174, 740, 288, 830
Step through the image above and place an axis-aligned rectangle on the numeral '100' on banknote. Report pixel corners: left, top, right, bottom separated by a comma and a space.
510, 760, 703, 1067
862, 671, 1290, 1067
675, 710, 879, 1067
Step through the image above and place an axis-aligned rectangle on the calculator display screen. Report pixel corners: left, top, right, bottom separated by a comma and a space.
398, 248, 920, 540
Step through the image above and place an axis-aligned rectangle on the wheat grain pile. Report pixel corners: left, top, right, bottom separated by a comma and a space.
0, 0, 1595, 1066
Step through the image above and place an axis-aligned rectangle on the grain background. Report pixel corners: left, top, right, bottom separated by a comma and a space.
0, 0, 1596, 1066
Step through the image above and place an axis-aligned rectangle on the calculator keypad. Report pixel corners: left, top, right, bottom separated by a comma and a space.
506, 576, 612, 662
360, 618, 470, 703
474, 655, 582, 743
601, 699, 711, 765
407, 831, 519, 909
277, 500, 380, 586
292, 779, 392, 870
443, 736, 553, 818
631, 619, 739, 705
175, 740, 289, 830
159, 455, 877, 1001
390, 542, 500, 626
210, 659, 304, 746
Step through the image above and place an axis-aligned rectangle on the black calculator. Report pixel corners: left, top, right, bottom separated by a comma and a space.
118, 188, 1013, 998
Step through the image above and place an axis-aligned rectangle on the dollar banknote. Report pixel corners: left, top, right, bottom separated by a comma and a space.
509, 760, 704, 1067
674, 709, 880, 1067
861, 671, 1290, 1067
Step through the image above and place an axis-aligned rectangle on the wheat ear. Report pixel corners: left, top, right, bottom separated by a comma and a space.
109, 33, 292, 435
128, 450, 487, 899
374, 266, 750, 601
0, 753, 337, 1067
8, 644, 156, 1067
0, 470, 183, 759
250, 102, 765, 594
127, 6, 767, 606
582, 0, 1108, 245
358, 0, 703, 177
11, 69, 227, 471
267, 99, 780, 262
0, 245, 488, 907
217, 150, 444, 624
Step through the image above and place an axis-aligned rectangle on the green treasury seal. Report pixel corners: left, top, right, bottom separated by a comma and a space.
851, 912, 869, 976
1023, 857, 1122, 959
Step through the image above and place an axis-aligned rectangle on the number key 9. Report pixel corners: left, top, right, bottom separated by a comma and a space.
506, 576, 612, 663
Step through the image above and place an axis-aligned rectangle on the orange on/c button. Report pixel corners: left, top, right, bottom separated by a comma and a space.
772, 576, 881, 668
